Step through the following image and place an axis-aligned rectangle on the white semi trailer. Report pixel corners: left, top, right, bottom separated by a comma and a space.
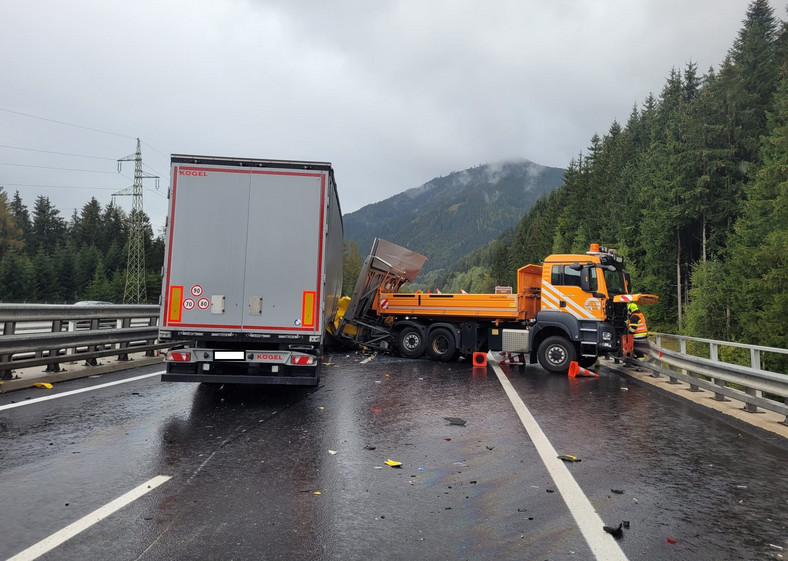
158, 155, 343, 385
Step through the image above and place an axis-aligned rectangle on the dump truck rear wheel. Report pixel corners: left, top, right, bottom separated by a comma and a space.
397, 326, 426, 358
537, 336, 576, 373
427, 327, 457, 362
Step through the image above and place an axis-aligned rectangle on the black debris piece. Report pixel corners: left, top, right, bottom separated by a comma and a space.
603, 522, 624, 539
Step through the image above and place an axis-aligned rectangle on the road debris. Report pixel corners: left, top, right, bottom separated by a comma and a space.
328, 450, 338, 455
444, 417, 466, 426
33, 382, 53, 389
603, 522, 623, 539
666, 537, 677, 544
384, 459, 402, 468
364, 445, 376, 450
558, 454, 581, 462
611, 489, 624, 494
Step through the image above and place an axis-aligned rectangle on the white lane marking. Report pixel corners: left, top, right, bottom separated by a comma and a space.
0, 371, 164, 412
7, 475, 172, 561
489, 355, 629, 561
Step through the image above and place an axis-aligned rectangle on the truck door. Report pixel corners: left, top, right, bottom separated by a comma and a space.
164, 166, 250, 329
242, 170, 324, 333
542, 263, 605, 321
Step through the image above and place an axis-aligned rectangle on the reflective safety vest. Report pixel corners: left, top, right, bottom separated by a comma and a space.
629, 311, 648, 339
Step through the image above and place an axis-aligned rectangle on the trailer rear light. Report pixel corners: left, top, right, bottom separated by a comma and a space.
167, 351, 191, 362
290, 354, 316, 366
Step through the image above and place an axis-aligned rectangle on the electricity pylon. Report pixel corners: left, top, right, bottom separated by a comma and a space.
114, 138, 159, 303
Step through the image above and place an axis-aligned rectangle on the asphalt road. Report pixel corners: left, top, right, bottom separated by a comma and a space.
0, 354, 785, 561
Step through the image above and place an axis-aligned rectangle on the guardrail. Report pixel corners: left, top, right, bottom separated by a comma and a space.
0, 304, 168, 380
629, 333, 788, 424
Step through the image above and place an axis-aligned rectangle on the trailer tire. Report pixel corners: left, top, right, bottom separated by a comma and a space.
537, 336, 576, 373
427, 327, 457, 362
397, 326, 426, 358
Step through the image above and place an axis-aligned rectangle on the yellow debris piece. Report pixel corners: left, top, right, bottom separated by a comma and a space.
33, 383, 53, 389
384, 459, 402, 468
313, 491, 322, 495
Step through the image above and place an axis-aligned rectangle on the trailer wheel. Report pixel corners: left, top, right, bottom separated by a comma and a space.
427, 328, 457, 362
397, 326, 426, 358
537, 336, 576, 373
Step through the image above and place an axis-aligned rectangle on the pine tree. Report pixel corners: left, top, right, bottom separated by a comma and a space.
342, 240, 362, 296
725, 68, 788, 352
0, 188, 24, 259
31, 195, 66, 253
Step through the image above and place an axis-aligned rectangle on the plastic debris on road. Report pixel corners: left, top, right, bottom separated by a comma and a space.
444, 417, 466, 426
558, 454, 581, 462
611, 489, 624, 494
364, 445, 376, 450
666, 537, 677, 544
33, 383, 53, 389
384, 459, 402, 468
328, 450, 338, 455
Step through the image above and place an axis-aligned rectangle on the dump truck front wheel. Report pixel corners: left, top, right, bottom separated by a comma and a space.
537, 336, 576, 373
397, 326, 426, 358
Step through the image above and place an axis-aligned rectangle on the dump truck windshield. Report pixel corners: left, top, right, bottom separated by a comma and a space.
604, 266, 627, 296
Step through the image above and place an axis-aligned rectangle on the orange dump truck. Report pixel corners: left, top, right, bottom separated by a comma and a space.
333, 238, 657, 373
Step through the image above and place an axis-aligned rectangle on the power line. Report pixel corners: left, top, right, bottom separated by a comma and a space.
0, 107, 136, 139
0, 162, 117, 174
1, 183, 167, 197
0, 143, 118, 160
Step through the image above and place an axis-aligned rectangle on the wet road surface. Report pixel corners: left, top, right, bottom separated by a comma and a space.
0, 354, 785, 560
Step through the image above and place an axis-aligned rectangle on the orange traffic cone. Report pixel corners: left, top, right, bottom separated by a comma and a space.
472, 352, 488, 367
568, 361, 599, 378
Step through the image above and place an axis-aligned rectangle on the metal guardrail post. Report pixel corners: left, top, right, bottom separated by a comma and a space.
708, 343, 729, 401
85, 318, 100, 366
2, 319, 15, 380
145, 315, 158, 357
45, 319, 62, 373
678, 338, 702, 391
118, 317, 131, 361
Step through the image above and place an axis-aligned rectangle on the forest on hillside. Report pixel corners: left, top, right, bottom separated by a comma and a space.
0, 192, 163, 303
411, 0, 787, 353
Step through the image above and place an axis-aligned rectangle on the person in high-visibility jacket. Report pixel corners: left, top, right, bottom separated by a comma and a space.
628, 302, 650, 357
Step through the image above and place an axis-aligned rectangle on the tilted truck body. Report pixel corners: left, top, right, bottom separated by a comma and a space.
159, 155, 343, 385
333, 239, 656, 373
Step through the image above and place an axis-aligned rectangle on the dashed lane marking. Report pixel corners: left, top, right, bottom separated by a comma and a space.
0, 371, 164, 412
7, 475, 172, 561
489, 354, 630, 561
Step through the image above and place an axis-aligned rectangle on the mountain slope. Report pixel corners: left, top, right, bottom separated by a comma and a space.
343, 159, 565, 273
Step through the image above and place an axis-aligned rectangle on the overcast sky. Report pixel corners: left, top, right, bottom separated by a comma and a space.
0, 0, 782, 232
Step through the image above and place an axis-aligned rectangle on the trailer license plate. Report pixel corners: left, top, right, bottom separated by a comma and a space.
214, 351, 245, 361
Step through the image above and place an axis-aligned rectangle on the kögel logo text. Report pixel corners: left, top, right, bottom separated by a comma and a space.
179, 170, 207, 176
257, 354, 283, 360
